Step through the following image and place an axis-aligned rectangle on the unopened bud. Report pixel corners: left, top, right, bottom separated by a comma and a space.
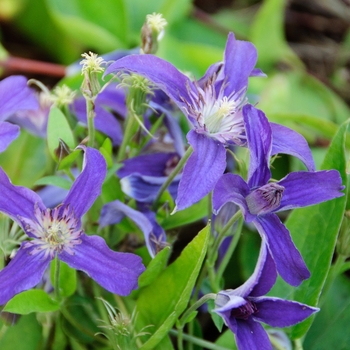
141, 13, 167, 54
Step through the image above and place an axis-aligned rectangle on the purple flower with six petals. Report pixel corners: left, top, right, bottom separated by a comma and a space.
0, 146, 145, 305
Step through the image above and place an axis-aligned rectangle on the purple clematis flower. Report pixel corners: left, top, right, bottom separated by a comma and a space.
0, 75, 39, 151
214, 239, 318, 350
213, 105, 344, 286
0, 146, 145, 305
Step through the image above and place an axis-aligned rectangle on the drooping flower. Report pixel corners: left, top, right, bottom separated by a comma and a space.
105, 32, 315, 211
214, 239, 318, 350
0, 146, 145, 305
213, 105, 344, 286
0, 75, 39, 151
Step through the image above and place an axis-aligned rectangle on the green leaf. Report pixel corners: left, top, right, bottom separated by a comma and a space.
270, 121, 348, 339
47, 107, 75, 161
4, 290, 60, 314
50, 260, 77, 298
137, 224, 210, 349
35, 175, 72, 190
58, 149, 81, 170
215, 330, 237, 350
138, 246, 171, 288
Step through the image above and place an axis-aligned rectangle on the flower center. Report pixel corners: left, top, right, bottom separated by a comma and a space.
230, 299, 258, 320
246, 183, 285, 215
21, 204, 82, 259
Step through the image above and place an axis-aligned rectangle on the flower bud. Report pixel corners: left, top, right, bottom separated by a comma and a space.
141, 13, 167, 54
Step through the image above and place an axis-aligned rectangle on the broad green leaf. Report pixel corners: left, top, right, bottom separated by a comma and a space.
47, 107, 75, 161
250, 0, 303, 71
215, 330, 237, 350
270, 121, 348, 339
58, 149, 80, 170
4, 289, 60, 314
137, 225, 210, 349
304, 275, 350, 349
0, 130, 51, 187
50, 260, 77, 298
0, 313, 42, 350
138, 246, 171, 288
35, 175, 72, 190
161, 196, 208, 230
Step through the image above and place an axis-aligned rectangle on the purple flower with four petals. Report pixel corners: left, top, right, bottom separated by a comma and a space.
0, 146, 145, 305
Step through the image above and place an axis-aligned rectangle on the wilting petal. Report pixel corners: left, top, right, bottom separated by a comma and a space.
234, 239, 277, 298
175, 130, 226, 211
212, 173, 252, 221
105, 54, 193, 112
63, 147, 106, 219
0, 167, 45, 225
59, 234, 145, 296
235, 318, 272, 350
252, 297, 319, 328
254, 214, 310, 286
0, 122, 20, 152
223, 33, 258, 96
270, 123, 315, 171
277, 170, 344, 212
243, 105, 271, 188
0, 76, 38, 121
0, 244, 51, 305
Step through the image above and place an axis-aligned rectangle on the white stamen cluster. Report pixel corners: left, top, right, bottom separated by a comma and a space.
146, 13, 167, 36
50, 85, 76, 107
80, 51, 106, 75
21, 204, 83, 259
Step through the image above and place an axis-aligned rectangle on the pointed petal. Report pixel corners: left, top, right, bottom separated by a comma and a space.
175, 131, 226, 211
235, 318, 272, 350
0, 244, 51, 305
223, 33, 258, 95
0, 122, 20, 152
62, 147, 106, 218
252, 297, 319, 327
243, 105, 272, 188
250, 68, 267, 78
270, 123, 315, 171
105, 54, 193, 112
0, 167, 45, 225
234, 239, 277, 298
59, 234, 145, 296
254, 214, 310, 286
0, 76, 38, 121
277, 170, 344, 211
212, 173, 253, 221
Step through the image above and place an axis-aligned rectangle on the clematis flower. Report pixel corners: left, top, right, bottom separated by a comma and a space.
214, 239, 318, 350
105, 32, 315, 211
0, 146, 145, 305
0, 75, 39, 151
213, 105, 344, 286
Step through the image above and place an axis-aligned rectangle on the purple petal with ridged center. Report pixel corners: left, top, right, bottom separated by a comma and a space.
62, 147, 106, 219
277, 170, 344, 212
0, 76, 39, 121
0, 167, 45, 225
243, 105, 272, 188
212, 173, 253, 221
73, 99, 123, 146
235, 318, 272, 350
118, 152, 178, 177
120, 174, 180, 203
59, 234, 145, 296
223, 33, 259, 96
0, 122, 20, 152
105, 54, 193, 112
270, 123, 315, 171
252, 297, 319, 328
254, 214, 310, 286
0, 244, 51, 305
175, 130, 226, 211
234, 239, 277, 298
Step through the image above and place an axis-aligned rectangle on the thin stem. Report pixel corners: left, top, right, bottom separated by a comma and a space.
54, 256, 61, 301
86, 98, 96, 147
117, 109, 137, 162
152, 145, 193, 210
170, 329, 232, 350
294, 338, 304, 350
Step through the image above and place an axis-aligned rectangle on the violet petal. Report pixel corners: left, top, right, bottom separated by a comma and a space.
0, 122, 20, 152
59, 234, 145, 296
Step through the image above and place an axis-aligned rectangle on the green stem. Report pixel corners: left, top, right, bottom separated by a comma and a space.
170, 329, 232, 350
152, 146, 193, 210
54, 256, 61, 301
117, 109, 137, 162
294, 338, 304, 350
215, 216, 244, 286
86, 98, 96, 147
